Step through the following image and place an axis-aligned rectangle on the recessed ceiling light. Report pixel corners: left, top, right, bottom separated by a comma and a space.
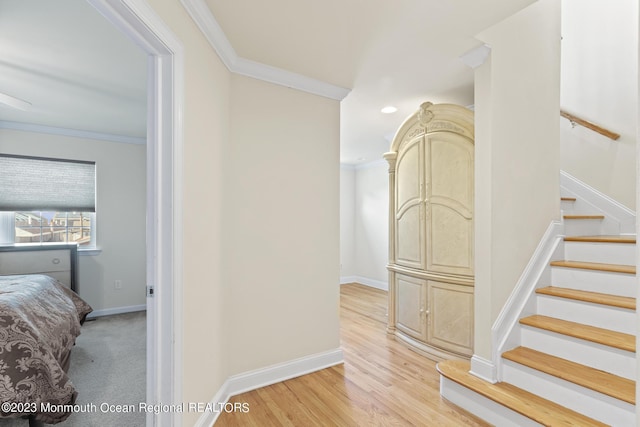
381, 106, 397, 114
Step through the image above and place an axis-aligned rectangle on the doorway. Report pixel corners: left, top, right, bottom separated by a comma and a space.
87, 1, 182, 426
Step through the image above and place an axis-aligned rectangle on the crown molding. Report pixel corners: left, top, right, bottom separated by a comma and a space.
0, 120, 146, 145
460, 43, 491, 69
180, 0, 351, 101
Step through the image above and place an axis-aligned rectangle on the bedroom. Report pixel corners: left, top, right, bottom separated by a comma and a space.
0, 0, 148, 425
0, 0, 148, 315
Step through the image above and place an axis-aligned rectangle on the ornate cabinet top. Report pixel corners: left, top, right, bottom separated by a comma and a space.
385, 102, 474, 159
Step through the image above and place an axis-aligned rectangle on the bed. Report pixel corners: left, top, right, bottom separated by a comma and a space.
0, 245, 92, 425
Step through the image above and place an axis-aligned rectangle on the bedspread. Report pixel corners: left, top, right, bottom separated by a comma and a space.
0, 274, 92, 424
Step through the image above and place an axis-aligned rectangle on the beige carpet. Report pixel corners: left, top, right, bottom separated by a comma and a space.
0, 311, 146, 427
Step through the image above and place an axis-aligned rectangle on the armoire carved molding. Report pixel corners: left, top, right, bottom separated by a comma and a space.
384, 102, 474, 360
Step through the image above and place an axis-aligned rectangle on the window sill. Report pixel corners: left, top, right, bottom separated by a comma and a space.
79, 248, 102, 256
5, 242, 102, 256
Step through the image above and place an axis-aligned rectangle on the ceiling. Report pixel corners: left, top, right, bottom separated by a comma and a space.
0, 0, 535, 163
0, 0, 147, 139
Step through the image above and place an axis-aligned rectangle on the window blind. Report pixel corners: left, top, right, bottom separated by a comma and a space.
0, 154, 96, 212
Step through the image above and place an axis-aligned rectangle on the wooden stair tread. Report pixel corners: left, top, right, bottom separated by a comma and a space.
550, 260, 636, 275
502, 346, 635, 404
437, 360, 608, 427
564, 235, 636, 244
563, 214, 605, 220
561, 197, 577, 202
520, 315, 635, 352
536, 286, 635, 310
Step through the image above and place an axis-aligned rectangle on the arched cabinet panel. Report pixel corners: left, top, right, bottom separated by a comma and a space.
385, 102, 474, 360
395, 274, 427, 340
426, 133, 474, 276
395, 140, 425, 269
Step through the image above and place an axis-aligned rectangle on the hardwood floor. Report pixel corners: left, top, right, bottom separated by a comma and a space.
215, 283, 489, 426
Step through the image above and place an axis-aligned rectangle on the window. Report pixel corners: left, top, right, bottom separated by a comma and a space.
0, 154, 97, 250
15, 211, 94, 246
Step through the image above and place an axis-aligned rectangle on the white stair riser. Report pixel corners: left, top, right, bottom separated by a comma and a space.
563, 219, 604, 236
564, 218, 621, 236
536, 295, 635, 335
564, 241, 636, 265
560, 195, 602, 216
560, 201, 576, 213
519, 326, 635, 380
551, 267, 635, 297
502, 361, 635, 426
439, 375, 542, 427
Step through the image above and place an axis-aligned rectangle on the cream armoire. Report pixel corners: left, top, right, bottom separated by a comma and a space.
384, 102, 474, 360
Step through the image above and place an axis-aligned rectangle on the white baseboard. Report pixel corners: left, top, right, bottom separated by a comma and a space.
560, 170, 636, 234
193, 384, 229, 427
491, 220, 563, 380
86, 304, 146, 319
339, 275, 359, 285
340, 276, 388, 291
195, 348, 344, 427
469, 355, 497, 384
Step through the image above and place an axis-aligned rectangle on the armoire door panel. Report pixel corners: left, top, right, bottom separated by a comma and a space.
395, 275, 427, 340
395, 139, 425, 269
395, 205, 424, 268
427, 135, 473, 211
427, 204, 473, 275
427, 281, 473, 356
396, 140, 423, 213
425, 132, 474, 276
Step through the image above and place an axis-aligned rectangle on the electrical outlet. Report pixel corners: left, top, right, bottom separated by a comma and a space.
114, 279, 122, 289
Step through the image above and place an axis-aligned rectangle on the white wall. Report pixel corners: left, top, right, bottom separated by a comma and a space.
0, 129, 146, 313
353, 161, 389, 288
561, 0, 638, 210
473, 0, 561, 360
340, 160, 389, 289
225, 73, 341, 375
340, 165, 356, 278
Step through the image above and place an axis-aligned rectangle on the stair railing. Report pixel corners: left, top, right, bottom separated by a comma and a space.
560, 110, 620, 140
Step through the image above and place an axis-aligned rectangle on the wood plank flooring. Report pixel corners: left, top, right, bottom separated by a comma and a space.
549, 260, 636, 275
519, 315, 636, 352
502, 346, 635, 404
437, 360, 608, 427
536, 286, 636, 310
214, 283, 489, 426
563, 235, 636, 244
562, 214, 605, 220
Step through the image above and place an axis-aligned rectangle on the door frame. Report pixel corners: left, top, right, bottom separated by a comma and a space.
87, 1, 183, 426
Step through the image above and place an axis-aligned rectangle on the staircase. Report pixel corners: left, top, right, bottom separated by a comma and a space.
438, 195, 637, 426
